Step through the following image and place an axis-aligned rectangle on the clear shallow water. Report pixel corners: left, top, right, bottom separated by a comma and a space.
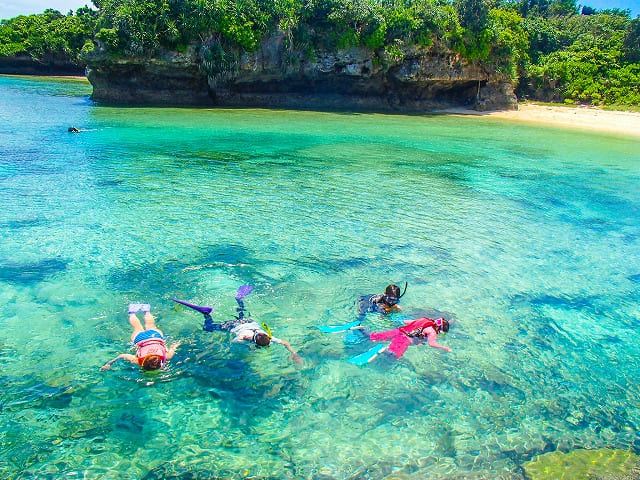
0, 75, 639, 479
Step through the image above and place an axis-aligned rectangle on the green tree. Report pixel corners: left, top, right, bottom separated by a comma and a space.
623, 17, 640, 62
0, 7, 97, 63
488, 8, 529, 79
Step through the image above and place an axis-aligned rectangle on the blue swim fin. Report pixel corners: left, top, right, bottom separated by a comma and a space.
235, 285, 253, 301
348, 343, 388, 366
171, 298, 213, 315
317, 320, 361, 333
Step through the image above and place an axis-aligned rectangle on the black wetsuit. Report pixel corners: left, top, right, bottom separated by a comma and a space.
356, 294, 389, 323
204, 298, 250, 332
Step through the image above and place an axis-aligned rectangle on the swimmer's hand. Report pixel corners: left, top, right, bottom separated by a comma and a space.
166, 340, 182, 360
100, 353, 136, 371
442, 346, 452, 353
280, 340, 303, 365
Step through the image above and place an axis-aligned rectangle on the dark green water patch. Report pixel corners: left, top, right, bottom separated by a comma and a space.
0, 258, 69, 285
0, 218, 48, 229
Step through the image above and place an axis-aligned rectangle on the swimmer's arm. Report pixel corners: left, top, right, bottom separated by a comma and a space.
100, 353, 137, 371
272, 338, 303, 365
426, 328, 451, 352
165, 340, 182, 360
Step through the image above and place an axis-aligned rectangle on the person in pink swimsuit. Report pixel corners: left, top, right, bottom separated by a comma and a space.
353, 316, 452, 362
100, 304, 181, 371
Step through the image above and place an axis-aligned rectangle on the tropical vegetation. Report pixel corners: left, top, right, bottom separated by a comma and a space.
0, 0, 638, 105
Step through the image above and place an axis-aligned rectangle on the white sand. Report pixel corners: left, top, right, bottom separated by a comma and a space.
442, 103, 640, 138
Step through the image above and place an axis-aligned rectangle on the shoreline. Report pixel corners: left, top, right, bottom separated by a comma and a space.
2, 73, 638, 136
0, 73, 88, 81
441, 103, 640, 138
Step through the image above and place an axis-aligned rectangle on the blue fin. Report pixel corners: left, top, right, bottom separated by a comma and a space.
235, 285, 253, 301
317, 320, 361, 333
171, 298, 213, 315
348, 343, 388, 366
344, 329, 366, 345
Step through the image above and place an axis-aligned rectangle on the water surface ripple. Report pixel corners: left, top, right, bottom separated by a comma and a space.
1, 75, 639, 479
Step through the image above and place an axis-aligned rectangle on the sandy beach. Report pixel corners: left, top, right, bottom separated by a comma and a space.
444, 103, 640, 138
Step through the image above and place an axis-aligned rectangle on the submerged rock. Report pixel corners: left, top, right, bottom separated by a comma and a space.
0, 257, 68, 285
522, 448, 640, 480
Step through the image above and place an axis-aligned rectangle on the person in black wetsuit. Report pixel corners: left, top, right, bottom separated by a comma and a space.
318, 283, 407, 340
356, 283, 404, 323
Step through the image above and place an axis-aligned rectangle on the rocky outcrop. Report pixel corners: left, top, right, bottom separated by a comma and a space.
87, 34, 517, 111
87, 54, 211, 105
0, 54, 85, 76
522, 448, 640, 480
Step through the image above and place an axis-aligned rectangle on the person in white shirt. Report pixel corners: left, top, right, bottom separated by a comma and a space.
172, 285, 302, 364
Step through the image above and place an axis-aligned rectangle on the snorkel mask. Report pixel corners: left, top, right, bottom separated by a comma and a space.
252, 323, 273, 347
435, 317, 449, 335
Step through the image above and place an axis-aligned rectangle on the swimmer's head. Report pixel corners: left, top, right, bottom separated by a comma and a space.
383, 284, 401, 306
253, 332, 271, 347
141, 355, 163, 370
436, 317, 450, 334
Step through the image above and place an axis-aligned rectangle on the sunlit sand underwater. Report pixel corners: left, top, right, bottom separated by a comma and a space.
0, 75, 639, 479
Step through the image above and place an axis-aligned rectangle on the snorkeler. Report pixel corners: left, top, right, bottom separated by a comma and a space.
100, 304, 181, 371
357, 283, 406, 319
349, 316, 451, 365
318, 283, 407, 334
172, 285, 302, 364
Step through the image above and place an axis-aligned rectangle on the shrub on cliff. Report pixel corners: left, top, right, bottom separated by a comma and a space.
2, 0, 638, 106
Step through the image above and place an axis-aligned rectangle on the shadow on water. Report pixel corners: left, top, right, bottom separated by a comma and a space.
95, 178, 125, 187
184, 345, 302, 412
0, 372, 93, 413
510, 289, 640, 332
628, 273, 640, 284
0, 257, 68, 285
292, 255, 369, 274
510, 292, 603, 315
0, 218, 49, 229
108, 243, 285, 297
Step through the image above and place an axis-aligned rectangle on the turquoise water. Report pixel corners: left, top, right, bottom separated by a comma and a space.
0, 75, 639, 479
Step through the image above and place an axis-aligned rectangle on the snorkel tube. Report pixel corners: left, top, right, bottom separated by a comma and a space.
399, 282, 408, 299
385, 282, 408, 306
262, 322, 273, 338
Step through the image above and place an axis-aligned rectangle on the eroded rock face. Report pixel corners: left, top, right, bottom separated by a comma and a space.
87, 35, 517, 111
86, 53, 212, 106
0, 54, 85, 76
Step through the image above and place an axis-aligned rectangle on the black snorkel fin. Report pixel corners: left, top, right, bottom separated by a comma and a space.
398, 282, 408, 299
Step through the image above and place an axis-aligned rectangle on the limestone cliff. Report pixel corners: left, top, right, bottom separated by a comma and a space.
0, 54, 85, 76
87, 35, 516, 111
